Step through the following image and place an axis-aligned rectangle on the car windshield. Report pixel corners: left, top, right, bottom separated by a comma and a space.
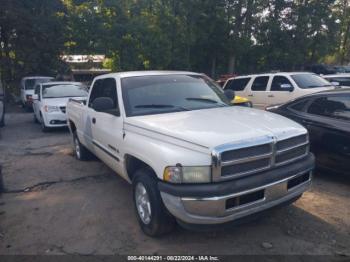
122, 74, 231, 117
42, 84, 88, 98
25, 78, 52, 90
291, 74, 333, 89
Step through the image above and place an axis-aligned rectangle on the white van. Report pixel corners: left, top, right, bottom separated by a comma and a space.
223, 72, 335, 109
20, 76, 54, 109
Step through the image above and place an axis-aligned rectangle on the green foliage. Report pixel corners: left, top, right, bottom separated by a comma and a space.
1, 0, 349, 87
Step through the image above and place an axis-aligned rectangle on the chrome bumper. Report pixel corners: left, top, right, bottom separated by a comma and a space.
161, 171, 312, 225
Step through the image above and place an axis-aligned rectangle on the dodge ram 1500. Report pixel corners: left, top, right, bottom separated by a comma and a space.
67, 71, 315, 236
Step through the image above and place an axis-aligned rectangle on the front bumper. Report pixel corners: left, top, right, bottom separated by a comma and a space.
159, 154, 314, 225
43, 112, 68, 127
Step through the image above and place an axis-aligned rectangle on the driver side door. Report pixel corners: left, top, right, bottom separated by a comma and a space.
88, 78, 125, 177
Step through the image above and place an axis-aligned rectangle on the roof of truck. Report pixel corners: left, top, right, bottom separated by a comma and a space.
94, 71, 202, 80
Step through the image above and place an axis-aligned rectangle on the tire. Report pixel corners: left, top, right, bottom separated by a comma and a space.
0, 112, 4, 128
40, 115, 49, 132
33, 114, 39, 124
72, 131, 91, 161
132, 169, 176, 237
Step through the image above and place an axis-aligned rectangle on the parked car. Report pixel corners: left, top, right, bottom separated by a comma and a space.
266, 89, 350, 176
32, 82, 88, 132
223, 72, 335, 109
0, 81, 5, 127
67, 71, 315, 236
20, 76, 54, 109
323, 74, 350, 88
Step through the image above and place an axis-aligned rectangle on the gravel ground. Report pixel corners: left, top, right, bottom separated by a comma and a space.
0, 105, 349, 256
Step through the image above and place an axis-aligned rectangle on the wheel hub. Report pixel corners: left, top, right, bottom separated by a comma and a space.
135, 183, 151, 224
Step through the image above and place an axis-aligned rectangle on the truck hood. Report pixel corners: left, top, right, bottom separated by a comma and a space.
124, 106, 306, 150
44, 97, 86, 107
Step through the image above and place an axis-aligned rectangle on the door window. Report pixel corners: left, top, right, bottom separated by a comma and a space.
271, 76, 293, 91
225, 78, 251, 91
307, 95, 350, 121
88, 78, 119, 112
251, 76, 269, 91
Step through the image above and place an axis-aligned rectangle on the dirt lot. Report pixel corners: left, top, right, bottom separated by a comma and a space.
0, 106, 349, 256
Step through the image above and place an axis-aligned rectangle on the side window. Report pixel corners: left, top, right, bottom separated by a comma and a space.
289, 99, 309, 112
88, 78, 118, 111
271, 76, 293, 91
307, 95, 350, 120
251, 76, 269, 91
225, 78, 251, 91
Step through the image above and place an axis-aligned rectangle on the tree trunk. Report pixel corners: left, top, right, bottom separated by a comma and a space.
228, 55, 235, 74
211, 57, 216, 78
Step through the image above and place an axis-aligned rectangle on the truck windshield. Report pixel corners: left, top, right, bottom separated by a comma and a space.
25, 78, 52, 90
291, 74, 333, 89
43, 84, 88, 98
122, 75, 231, 117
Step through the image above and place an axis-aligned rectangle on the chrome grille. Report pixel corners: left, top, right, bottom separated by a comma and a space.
212, 134, 309, 182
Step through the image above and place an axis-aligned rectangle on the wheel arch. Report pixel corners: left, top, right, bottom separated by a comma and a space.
124, 154, 159, 182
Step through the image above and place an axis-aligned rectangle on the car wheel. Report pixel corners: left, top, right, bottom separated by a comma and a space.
40, 115, 49, 132
0, 115, 4, 127
133, 168, 176, 237
33, 114, 39, 124
73, 132, 91, 161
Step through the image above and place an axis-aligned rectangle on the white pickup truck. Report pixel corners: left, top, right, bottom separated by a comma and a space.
67, 71, 315, 236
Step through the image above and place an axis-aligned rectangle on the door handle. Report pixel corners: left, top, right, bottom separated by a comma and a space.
248, 94, 253, 97
268, 94, 274, 98
92, 117, 96, 124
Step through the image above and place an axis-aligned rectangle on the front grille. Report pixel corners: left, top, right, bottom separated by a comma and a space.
221, 144, 271, 162
275, 145, 308, 164
276, 134, 308, 151
213, 134, 309, 181
222, 158, 270, 177
60, 106, 66, 113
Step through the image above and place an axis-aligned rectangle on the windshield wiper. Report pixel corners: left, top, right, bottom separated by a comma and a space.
307, 85, 333, 88
186, 97, 219, 103
134, 104, 190, 111
186, 97, 228, 107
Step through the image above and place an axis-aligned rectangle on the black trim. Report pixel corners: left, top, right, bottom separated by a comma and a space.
93, 141, 120, 162
158, 153, 314, 198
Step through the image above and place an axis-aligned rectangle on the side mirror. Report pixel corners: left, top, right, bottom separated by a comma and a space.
32, 94, 39, 100
280, 84, 294, 92
224, 89, 235, 102
331, 81, 340, 87
92, 97, 120, 116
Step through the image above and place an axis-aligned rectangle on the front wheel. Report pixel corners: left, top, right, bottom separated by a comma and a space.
133, 169, 176, 237
40, 115, 49, 132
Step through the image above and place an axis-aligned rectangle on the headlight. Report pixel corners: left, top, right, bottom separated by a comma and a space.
163, 166, 211, 184
44, 105, 60, 113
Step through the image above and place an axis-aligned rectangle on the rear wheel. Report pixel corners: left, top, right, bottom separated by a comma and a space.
73, 132, 91, 161
132, 169, 176, 237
